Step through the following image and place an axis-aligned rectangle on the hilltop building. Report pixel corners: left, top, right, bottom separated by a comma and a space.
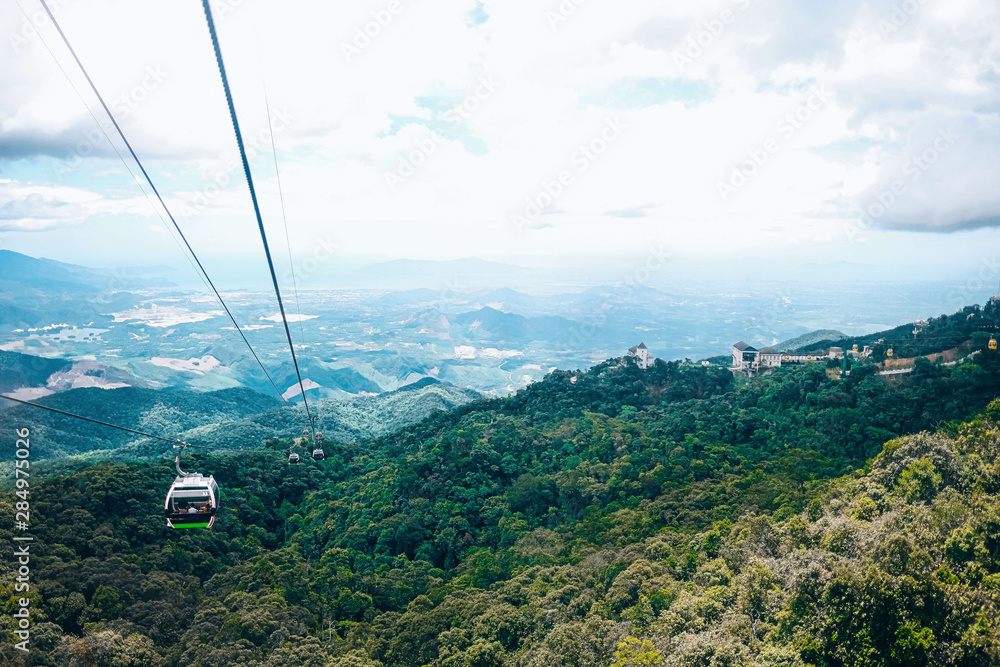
758, 346, 783, 368
731, 341, 871, 374
732, 341, 758, 371
628, 342, 654, 369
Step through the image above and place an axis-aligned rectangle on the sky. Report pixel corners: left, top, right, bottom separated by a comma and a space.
0, 0, 998, 284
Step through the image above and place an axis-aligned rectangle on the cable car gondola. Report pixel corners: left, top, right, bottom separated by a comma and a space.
288, 452, 300, 464
311, 432, 325, 460
990, 338, 997, 350
164, 445, 219, 530
887, 347, 894, 358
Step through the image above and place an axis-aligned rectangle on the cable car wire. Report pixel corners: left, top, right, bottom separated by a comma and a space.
253, 30, 310, 350
35, 0, 287, 404
263, 80, 309, 350
0, 393, 187, 446
12, 0, 208, 289
0, 394, 295, 456
201, 0, 317, 435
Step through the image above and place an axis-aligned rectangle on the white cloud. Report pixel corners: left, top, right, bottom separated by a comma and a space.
0, 0, 996, 263
0, 179, 151, 231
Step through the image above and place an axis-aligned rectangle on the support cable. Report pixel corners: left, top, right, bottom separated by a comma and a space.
36, 0, 287, 403
201, 0, 317, 435
1, 394, 286, 455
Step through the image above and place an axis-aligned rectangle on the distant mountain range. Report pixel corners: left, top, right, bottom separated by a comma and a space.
0, 250, 174, 292
2, 250, 987, 399
0, 250, 174, 330
775, 329, 848, 351
452, 306, 577, 343
0, 377, 480, 460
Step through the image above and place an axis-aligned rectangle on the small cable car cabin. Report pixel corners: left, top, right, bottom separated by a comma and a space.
289, 452, 300, 464
312, 447, 325, 461
165, 473, 219, 529
990, 338, 997, 350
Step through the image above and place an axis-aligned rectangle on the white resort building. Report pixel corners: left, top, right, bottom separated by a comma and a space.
628, 342, 654, 369
731, 341, 871, 374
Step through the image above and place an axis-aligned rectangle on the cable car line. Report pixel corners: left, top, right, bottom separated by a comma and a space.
263, 80, 324, 462
0, 394, 308, 458
35, 0, 288, 404
264, 80, 309, 349
0, 393, 188, 446
257, 36, 321, 460
201, 0, 317, 436
252, 30, 309, 344
12, 0, 208, 289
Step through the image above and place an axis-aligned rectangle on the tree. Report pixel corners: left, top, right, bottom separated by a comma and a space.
611, 636, 663, 667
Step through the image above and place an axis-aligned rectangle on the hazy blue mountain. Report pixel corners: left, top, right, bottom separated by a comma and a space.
775, 329, 848, 351
0, 249, 173, 292
452, 306, 578, 342
1, 251, 987, 397
271, 358, 384, 400
0, 249, 106, 293
0, 250, 159, 330
375, 288, 443, 306
0, 350, 73, 393
474, 287, 539, 307
399, 307, 452, 334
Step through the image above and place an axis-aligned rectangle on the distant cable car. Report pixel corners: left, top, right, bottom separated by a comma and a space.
288, 452, 300, 464
164, 445, 219, 530
302, 428, 310, 438
852, 344, 859, 352
312, 432, 325, 460
990, 338, 997, 350
887, 347, 894, 358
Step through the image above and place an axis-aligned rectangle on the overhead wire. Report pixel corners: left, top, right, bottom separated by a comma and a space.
12, 0, 206, 288
0, 394, 288, 455
35, 0, 288, 403
263, 80, 309, 353
0, 393, 187, 446
253, 26, 308, 349
201, 0, 317, 436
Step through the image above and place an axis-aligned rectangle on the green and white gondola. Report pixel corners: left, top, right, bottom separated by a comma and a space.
164, 473, 219, 529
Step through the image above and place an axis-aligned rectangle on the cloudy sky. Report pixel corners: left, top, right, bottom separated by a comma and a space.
0, 0, 998, 280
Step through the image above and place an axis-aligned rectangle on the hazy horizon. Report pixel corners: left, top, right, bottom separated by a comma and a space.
1, 0, 998, 282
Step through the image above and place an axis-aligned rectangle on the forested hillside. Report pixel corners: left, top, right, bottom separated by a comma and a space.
0, 387, 281, 459
2, 352, 1000, 666
804, 301, 1000, 362
0, 352, 72, 394
0, 379, 480, 460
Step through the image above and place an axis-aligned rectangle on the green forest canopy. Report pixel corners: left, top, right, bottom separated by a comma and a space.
3, 323, 1000, 666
